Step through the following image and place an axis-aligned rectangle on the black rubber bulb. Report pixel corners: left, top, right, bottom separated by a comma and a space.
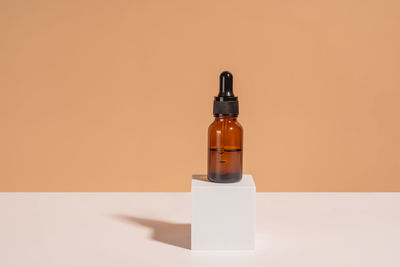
219, 71, 234, 97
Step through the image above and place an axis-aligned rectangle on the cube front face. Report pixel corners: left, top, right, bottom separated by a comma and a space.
191, 175, 256, 250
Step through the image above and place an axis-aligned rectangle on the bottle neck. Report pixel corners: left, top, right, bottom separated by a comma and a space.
214, 115, 237, 120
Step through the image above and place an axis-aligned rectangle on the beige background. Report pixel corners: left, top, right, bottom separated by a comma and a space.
1, 0, 399, 191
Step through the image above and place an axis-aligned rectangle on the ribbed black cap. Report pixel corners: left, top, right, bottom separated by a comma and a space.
213, 71, 239, 116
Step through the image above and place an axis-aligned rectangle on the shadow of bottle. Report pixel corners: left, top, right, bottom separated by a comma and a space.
192, 174, 208, 182
112, 215, 191, 250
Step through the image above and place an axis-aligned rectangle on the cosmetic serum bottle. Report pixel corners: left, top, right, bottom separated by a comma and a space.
208, 71, 243, 183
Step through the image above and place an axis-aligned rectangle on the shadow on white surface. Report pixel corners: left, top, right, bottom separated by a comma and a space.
113, 215, 191, 250
192, 174, 208, 182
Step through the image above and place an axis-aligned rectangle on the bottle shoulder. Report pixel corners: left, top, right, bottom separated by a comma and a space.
208, 118, 243, 132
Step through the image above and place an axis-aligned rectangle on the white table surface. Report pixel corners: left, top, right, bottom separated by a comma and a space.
1, 193, 399, 267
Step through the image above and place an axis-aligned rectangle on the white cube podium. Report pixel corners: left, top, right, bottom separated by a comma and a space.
191, 174, 256, 250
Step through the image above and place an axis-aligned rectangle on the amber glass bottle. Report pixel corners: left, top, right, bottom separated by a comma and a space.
208, 71, 243, 183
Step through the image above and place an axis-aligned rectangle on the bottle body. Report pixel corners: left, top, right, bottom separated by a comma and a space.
208, 115, 243, 183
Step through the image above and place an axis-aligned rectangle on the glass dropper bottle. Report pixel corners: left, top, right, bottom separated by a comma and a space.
207, 71, 243, 183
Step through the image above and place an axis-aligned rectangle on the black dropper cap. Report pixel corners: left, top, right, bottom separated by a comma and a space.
213, 71, 239, 116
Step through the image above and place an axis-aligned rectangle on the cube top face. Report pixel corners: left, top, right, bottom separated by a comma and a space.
192, 174, 255, 188
191, 174, 256, 250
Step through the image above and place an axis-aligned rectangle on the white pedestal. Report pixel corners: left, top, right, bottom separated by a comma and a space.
191, 174, 256, 250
